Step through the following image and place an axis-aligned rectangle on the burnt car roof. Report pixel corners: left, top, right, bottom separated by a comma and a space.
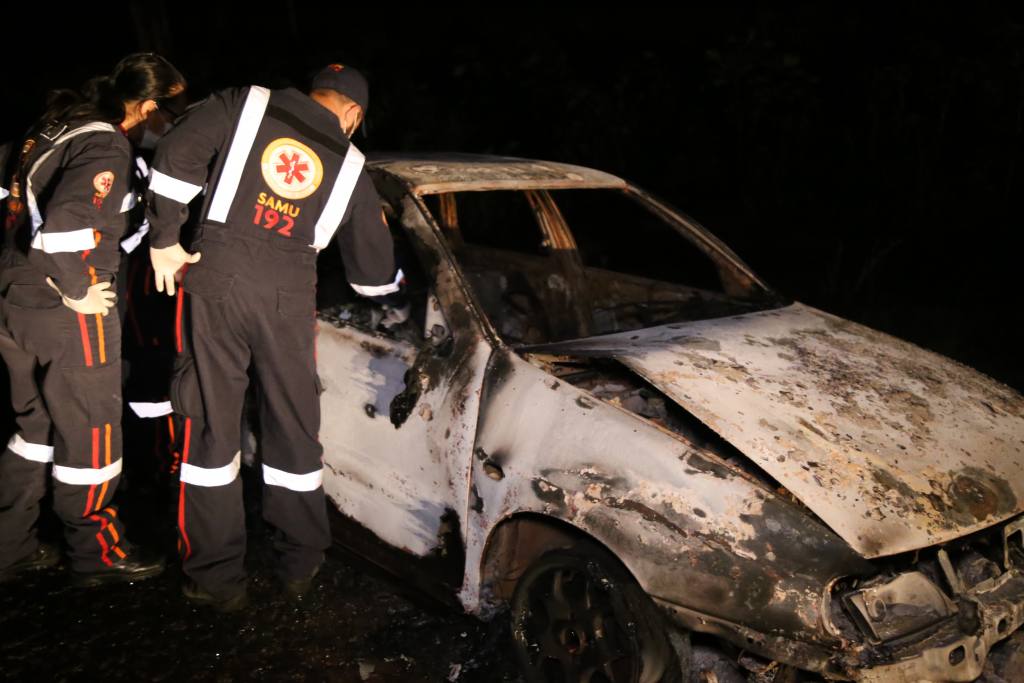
366, 152, 627, 195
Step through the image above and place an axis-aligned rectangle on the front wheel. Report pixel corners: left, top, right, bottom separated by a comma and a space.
510, 544, 682, 683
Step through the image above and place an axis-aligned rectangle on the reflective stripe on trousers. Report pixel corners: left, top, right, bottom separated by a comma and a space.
7, 434, 54, 463
53, 458, 122, 485
179, 451, 241, 487
262, 464, 323, 492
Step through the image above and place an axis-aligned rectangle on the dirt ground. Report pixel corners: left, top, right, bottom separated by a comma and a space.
0, 472, 523, 683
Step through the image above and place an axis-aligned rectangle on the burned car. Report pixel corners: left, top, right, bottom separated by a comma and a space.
313, 153, 1024, 682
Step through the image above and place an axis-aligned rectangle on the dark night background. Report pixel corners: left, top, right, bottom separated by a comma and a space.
2, 3, 1021, 386
1, 4, 1023, 680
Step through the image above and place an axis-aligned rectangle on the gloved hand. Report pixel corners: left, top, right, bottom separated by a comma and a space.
46, 278, 116, 316
150, 244, 201, 296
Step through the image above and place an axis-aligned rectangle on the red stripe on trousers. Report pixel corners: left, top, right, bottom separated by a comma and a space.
177, 418, 193, 559
175, 286, 184, 353
77, 313, 93, 367
95, 530, 112, 566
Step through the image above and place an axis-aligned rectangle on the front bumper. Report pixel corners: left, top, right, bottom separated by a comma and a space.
856, 567, 1024, 682
656, 566, 1024, 681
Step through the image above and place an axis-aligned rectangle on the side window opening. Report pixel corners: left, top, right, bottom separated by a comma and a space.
427, 191, 559, 345
317, 199, 430, 348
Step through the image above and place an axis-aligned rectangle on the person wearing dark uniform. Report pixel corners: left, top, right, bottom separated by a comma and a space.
119, 90, 190, 488
0, 54, 184, 584
146, 64, 401, 610
120, 94, 202, 486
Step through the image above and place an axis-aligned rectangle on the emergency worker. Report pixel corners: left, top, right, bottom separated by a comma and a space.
0, 53, 186, 584
146, 64, 401, 610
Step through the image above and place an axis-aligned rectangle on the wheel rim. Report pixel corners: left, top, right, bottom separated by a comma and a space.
513, 560, 643, 683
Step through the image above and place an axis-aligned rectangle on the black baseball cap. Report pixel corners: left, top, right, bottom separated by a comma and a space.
311, 63, 369, 114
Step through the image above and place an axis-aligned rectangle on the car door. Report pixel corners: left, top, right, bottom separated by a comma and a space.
316, 193, 492, 560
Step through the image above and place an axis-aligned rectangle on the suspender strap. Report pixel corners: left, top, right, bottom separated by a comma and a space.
311, 144, 365, 250
206, 86, 271, 223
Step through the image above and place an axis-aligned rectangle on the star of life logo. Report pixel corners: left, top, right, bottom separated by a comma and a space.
93, 171, 114, 197
260, 137, 323, 200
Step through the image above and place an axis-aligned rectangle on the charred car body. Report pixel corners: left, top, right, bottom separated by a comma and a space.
312, 153, 1024, 682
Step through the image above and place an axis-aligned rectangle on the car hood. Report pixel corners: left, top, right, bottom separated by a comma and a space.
524, 303, 1024, 558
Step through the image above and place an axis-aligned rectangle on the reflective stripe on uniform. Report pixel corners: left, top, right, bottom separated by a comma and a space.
179, 451, 241, 487
262, 463, 323, 492
119, 191, 136, 213
350, 268, 404, 297
7, 434, 54, 463
128, 401, 173, 418
206, 86, 271, 223
311, 143, 366, 250
148, 168, 202, 204
53, 458, 122, 485
30, 227, 97, 254
120, 220, 149, 254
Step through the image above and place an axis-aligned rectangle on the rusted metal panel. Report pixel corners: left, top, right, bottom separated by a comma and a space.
523, 302, 1024, 558
464, 348, 871, 643
367, 153, 626, 195
317, 323, 447, 554
318, 193, 494, 561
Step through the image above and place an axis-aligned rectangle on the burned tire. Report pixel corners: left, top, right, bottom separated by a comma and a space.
510, 543, 682, 683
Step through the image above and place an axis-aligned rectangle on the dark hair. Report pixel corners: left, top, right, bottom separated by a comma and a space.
38, 53, 186, 128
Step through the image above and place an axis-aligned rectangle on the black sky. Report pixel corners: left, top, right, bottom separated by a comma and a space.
5, 2, 1022, 388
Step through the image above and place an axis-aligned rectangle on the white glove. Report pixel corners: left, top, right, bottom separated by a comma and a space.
150, 244, 201, 296
46, 278, 116, 316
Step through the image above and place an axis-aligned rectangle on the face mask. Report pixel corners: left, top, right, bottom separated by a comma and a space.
341, 107, 364, 139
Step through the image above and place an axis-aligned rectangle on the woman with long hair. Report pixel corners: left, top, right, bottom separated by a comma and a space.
0, 53, 186, 585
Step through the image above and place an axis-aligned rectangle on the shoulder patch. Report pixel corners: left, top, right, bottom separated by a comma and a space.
93, 171, 115, 197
